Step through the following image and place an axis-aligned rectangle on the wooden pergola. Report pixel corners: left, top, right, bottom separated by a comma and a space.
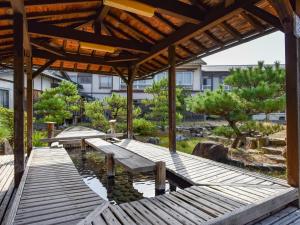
0, 0, 299, 191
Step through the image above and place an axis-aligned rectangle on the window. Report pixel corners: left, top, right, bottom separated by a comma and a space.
99, 76, 112, 88
219, 76, 231, 91
0, 89, 9, 108
202, 77, 212, 91
78, 74, 92, 84
176, 71, 193, 88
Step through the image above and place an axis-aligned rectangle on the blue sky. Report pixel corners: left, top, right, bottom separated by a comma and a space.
202, 31, 285, 65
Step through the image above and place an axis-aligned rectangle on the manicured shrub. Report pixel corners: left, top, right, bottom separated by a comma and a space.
212, 126, 235, 139
133, 118, 156, 136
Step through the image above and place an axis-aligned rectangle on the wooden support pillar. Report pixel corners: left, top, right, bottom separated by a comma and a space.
106, 153, 115, 178
26, 69, 33, 156
168, 45, 176, 152
155, 161, 166, 195
13, 13, 25, 187
285, 32, 300, 187
127, 67, 134, 139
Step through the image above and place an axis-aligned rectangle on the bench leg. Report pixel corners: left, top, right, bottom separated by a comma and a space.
155, 161, 166, 196
106, 153, 115, 178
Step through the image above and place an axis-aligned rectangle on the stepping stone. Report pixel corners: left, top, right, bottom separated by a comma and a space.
262, 146, 283, 155
264, 154, 286, 164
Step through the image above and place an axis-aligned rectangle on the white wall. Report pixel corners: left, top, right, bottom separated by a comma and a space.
0, 72, 59, 109
192, 67, 201, 91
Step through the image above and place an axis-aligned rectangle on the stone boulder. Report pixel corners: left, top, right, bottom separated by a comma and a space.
147, 137, 160, 145
192, 141, 228, 162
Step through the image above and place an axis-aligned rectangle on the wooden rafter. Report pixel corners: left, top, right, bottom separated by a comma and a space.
244, 5, 283, 31
32, 59, 56, 78
137, 0, 260, 66
94, 5, 110, 34
32, 49, 131, 67
28, 21, 151, 53
131, 0, 204, 24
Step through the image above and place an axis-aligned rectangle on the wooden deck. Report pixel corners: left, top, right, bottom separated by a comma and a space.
7, 147, 107, 225
72, 137, 298, 225
255, 206, 300, 224
116, 139, 288, 187
7, 126, 296, 225
0, 155, 15, 225
82, 184, 297, 225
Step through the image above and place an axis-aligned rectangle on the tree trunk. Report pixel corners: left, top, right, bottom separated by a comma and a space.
228, 121, 241, 149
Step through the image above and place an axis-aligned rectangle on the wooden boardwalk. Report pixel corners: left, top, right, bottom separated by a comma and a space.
0, 155, 15, 225
7, 147, 107, 225
255, 206, 300, 225
116, 139, 288, 187
83, 184, 297, 225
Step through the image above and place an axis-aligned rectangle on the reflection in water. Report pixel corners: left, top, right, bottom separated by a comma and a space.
68, 147, 169, 204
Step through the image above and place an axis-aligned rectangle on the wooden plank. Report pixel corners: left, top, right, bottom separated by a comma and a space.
206, 188, 298, 225
76, 201, 109, 225
85, 138, 155, 173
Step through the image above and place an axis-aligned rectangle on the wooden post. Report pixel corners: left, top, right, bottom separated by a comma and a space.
155, 161, 166, 195
106, 153, 115, 178
26, 69, 33, 156
127, 67, 134, 139
46, 122, 55, 139
285, 10, 300, 187
80, 139, 86, 151
168, 45, 176, 152
13, 13, 25, 187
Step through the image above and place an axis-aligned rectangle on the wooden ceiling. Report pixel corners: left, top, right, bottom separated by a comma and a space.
0, 0, 283, 80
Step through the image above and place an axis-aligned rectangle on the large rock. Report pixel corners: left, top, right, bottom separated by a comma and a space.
147, 137, 160, 145
192, 141, 228, 162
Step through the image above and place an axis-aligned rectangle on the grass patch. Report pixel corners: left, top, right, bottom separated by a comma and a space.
137, 134, 205, 154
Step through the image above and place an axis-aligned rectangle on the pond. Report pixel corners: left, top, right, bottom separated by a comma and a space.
68, 147, 171, 205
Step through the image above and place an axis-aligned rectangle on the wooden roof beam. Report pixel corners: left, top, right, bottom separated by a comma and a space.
32, 59, 56, 78
121, 0, 204, 24
268, 0, 294, 32
136, 0, 261, 66
31, 39, 65, 57
240, 11, 265, 32
244, 5, 283, 31
94, 5, 110, 35
32, 49, 130, 67
28, 21, 151, 53
219, 22, 242, 39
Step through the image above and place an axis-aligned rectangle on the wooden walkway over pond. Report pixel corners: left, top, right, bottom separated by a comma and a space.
4, 126, 298, 225
75, 138, 297, 225
116, 139, 288, 188
6, 147, 107, 225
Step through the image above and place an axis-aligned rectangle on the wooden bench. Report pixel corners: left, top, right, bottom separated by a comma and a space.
84, 138, 166, 194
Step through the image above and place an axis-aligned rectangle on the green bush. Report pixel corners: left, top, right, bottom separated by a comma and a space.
0, 107, 13, 143
212, 126, 235, 139
240, 121, 284, 136
133, 118, 156, 135
32, 131, 48, 147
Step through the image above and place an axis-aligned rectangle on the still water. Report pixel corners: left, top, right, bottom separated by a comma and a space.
68, 147, 170, 205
